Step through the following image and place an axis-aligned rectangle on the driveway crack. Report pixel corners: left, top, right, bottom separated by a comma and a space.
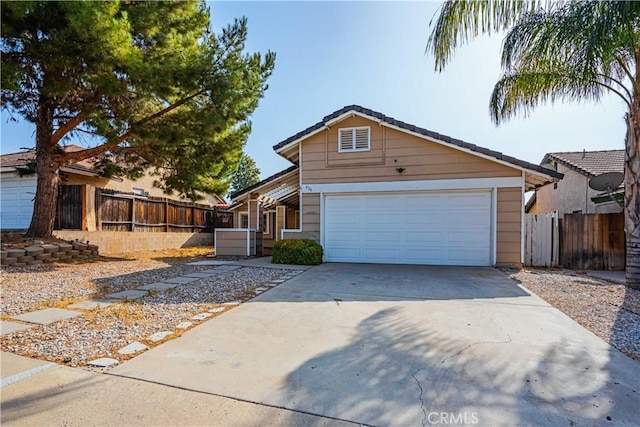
412, 368, 428, 427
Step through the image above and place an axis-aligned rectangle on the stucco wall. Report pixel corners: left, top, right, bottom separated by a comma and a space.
530, 165, 622, 215
53, 230, 213, 255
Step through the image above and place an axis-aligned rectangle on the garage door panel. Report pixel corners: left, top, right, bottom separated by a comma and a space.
364, 230, 401, 242
1, 174, 37, 229
324, 191, 492, 266
364, 248, 401, 262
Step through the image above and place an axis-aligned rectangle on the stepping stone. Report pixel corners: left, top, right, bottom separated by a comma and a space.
208, 307, 225, 313
0, 320, 34, 336
183, 272, 215, 279
176, 321, 193, 329
148, 331, 172, 342
87, 357, 119, 368
272, 279, 285, 283
199, 269, 221, 274
163, 276, 199, 285
254, 287, 268, 292
106, 290, 147, 300
187, 260, 235, 266
190, 313, 212, 321
118, 341, 148, 355
266, 283, 278, 287
222, 300, 241, 306
254, 290, 264, 294
12, 308, 82, 326
215, 266, 241, 271
138, 282, 178, 292
67, 299, 113, 310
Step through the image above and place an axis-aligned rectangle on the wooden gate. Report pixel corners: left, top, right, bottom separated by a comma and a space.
561, 213, 625, 270
524, 212, 560, 267
55, 185, 83, 230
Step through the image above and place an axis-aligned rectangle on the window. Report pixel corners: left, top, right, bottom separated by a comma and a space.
239, 212, 249, 228
262, 212, 270, 235
132, 187, 146, 196
338, 126, 370, 152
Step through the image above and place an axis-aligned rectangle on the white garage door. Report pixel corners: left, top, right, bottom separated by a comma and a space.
0, 174, 37, 230
323, 192, 492, 266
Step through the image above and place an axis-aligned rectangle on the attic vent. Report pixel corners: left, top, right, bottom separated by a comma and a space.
338, 126, 370, 152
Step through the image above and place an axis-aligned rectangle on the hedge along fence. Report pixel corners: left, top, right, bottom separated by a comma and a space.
96, 188, 233, 233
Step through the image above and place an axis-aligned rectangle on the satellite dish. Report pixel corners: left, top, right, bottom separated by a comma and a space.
589, 172, 624, 208
589, 172, 623, 192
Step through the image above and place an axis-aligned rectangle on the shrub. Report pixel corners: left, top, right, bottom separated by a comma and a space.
272, 239, 323, 265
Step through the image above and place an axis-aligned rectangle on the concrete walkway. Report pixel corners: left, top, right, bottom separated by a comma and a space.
586, 270, 626, 284
1, 352, 352, 426
109, 264, 640, 426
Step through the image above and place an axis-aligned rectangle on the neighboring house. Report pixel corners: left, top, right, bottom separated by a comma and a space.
0, 145, 226, 230
525, 150, 624, 216
226, 105, 562, 267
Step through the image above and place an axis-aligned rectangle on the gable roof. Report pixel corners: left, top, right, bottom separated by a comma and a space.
272, 105, 564, 185
0, 145, 98, 175
230, 165, 298, 200
541, 150, 624, 178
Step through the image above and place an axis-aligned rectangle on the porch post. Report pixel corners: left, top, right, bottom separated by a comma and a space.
276, 205, 286, 241
248, 198, 261, 230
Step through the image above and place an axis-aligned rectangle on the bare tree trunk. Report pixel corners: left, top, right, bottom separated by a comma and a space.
625, 101, 640, 288
25, 101, 59, 238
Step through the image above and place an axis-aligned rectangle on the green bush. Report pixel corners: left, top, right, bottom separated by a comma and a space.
272, 239, 323, 265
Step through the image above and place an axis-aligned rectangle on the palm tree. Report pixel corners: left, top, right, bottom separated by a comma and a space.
427, 1, 640, 288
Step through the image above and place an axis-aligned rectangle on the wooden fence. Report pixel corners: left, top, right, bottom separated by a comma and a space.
55, 185, 84, 230
96, 188, 232, 233
524, 212, 559, 267
561, 212, 625, 270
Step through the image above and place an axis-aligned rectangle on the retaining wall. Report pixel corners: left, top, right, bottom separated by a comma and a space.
1, 241, 99, 267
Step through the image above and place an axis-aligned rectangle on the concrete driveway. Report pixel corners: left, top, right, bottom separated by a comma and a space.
111, 264, 640, 426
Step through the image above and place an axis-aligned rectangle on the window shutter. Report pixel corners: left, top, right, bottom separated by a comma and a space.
339, 128, 353, 151
354, 128, 369, 150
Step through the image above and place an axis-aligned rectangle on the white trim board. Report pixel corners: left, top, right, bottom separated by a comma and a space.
301, 177, 523, 194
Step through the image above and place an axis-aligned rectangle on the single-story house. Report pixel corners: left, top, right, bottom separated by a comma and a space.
0, 145, 226, 230
525, 150, 624, 216
224, 105, 563, 267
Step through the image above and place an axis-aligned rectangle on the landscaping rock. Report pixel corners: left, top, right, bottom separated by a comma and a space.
2, 257, 18, 266
57, 243, 73, 252
24, 246, 44, 256
72, 241, 88, 251
148, 331, 172, 342
17, 256, 35, 263
41, 244, 60, 254
87, 357, 119, 368
176, 321, 193, 329
35, 253, 52, 261
6, 249, 25, 258
0, 250, 6, 260
118, 341, 148, 355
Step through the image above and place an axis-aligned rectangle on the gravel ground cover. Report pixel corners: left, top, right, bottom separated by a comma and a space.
503, 268, 640, 361
1, 250, 288, 366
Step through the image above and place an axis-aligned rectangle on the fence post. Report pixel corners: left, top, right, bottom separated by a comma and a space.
131, 196, 136, 232
165, 200, 169, 232
191, 205, 195, 233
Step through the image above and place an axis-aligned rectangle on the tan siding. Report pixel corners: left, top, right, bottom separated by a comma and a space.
300, 116, 521, 184
215, 230, 249, 256
496, 187, 522, 267
301, 193, 320, 241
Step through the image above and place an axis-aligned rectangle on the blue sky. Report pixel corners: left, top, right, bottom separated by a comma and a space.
1, 1, 628, 180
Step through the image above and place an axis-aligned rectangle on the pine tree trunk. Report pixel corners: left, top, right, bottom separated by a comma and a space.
25, 102, 59, 238
625, 100, 640, 289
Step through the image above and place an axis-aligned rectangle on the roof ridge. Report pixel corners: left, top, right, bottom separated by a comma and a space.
273, 104, 563, 181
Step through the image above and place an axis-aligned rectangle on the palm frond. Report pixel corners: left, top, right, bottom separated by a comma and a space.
427, 0, 549, 71
501, 1, 640, 97
489, 66, 630, 124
